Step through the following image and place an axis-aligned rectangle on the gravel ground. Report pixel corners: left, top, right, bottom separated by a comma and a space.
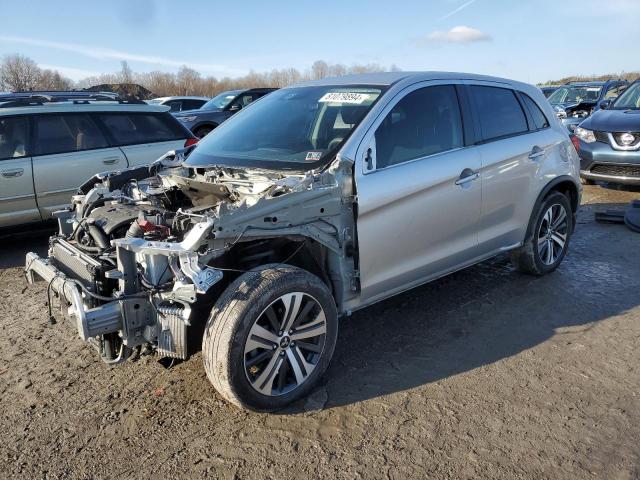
1, 184, 639, 480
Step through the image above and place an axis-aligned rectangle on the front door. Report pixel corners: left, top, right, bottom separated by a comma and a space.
355, 83, 482, 303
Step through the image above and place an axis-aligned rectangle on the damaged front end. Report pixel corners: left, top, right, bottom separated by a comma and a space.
25, 149, 357, 364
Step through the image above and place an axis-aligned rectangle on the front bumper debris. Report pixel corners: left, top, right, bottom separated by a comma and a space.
25, 252, 125, 340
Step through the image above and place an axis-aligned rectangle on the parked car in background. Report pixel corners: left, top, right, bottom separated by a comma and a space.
174, 88, 277, 138
0, 92, 197, 229
549, 80, 629, 132
540, 85, 559, 98
25, 72, 581, 411
146, 96, 209, 112
574, 80, 640, 185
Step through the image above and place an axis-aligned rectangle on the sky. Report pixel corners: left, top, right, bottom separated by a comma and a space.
0, 0, 638, 85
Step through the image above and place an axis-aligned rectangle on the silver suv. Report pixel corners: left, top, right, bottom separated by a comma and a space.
0, 93, 197, 229
25, 72, 581, 411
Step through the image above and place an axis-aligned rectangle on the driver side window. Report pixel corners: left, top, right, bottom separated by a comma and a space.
374, 85, 463, 169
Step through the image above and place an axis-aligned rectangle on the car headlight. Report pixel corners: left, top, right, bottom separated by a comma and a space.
177, 116, 197, 122
575, 126, 596, 143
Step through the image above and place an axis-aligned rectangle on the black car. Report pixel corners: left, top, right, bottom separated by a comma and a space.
548, 80, 629, 132
574, 80, 640, 186
174, 88, 277, 138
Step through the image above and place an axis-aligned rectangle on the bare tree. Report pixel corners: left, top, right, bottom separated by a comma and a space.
0, 54, 42, 91
311, 60, 330, 80
38, 69, 73, 90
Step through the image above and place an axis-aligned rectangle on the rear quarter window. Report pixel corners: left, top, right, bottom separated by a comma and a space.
98, 112, 188, 146
470, 85, 529, 141
520, 93, 550, 130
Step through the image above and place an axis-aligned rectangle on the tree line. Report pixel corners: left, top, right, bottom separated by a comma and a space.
540, 71, 640, 86
0, 53, 399, 98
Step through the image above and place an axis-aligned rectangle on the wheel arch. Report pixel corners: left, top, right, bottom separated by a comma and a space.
527, 175, 580, 239
211, 236, 334, 294
193, 122, 218, 134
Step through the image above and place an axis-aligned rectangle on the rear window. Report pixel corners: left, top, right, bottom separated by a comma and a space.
98, 112, 187, 146
521, 94, 550, 130
35, 114, 108, 156
470, 86, 528, 141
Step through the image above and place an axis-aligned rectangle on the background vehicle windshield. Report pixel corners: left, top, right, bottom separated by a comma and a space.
201, 90, 243, 110
612, 83, 640, 110
548, 86, 603, 104
185, 86, 382, 169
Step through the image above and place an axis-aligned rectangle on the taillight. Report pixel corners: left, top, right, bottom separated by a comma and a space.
184, 137, 199, 148
570, 134, 580, 153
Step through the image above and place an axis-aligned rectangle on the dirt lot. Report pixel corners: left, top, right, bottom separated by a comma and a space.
1, 184, 639, 480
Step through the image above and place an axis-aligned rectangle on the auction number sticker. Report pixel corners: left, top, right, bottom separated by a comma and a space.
305, 151, 323, 161
319, 92, 370, 104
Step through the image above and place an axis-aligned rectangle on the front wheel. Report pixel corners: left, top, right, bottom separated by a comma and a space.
511, 191, 573, 276
202, 265, 338, 411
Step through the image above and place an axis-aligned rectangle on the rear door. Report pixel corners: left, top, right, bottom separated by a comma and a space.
97, 112, 189, 167
467, 84, 548, 252
31, 113, 127, 218
355, 82, 482, 303
0, 115, 40, 227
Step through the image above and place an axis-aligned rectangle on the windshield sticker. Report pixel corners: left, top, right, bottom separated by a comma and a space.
319, 92, 371, 104
586, 88, 601, 92
305, 151, 323, 161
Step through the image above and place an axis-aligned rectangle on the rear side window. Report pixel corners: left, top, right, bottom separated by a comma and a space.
0, 116, 29, 160
98, 113, 187, 145
164, 100, 182, 112
182, 99, 206, 110
521, 94, 550, 130
470, 86, 528, 141
35, 114, 108, 156
375, 85, 464, 169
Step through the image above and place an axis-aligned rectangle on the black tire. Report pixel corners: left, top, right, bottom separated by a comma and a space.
194, 125, 214, 138
511, 191, 573, 276
202, 265, 338, 411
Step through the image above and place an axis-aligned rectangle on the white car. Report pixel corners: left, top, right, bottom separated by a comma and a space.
0, 93, 198, 228
146, 96, 210, 112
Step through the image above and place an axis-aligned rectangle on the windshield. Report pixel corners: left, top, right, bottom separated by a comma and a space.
201, 90, 243, 110
612, 82, 640, 110
184, 86, 383, 170
548, 85, 603, 104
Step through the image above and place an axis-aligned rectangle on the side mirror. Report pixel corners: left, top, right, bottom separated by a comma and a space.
599, 99, 612, 110
229, 104, 242, 112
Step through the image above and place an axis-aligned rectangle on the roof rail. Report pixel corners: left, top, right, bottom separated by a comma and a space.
0, 92, 146, 109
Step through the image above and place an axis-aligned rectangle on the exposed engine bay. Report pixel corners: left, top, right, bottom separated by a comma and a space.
25, 149, 358, 364
554, 101, 595, 120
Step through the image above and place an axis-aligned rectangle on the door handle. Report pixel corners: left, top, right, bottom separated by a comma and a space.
102, 157, 120, 165
455, 168, 480, 186
1, 168, 24, 178
528, 146, 545, 160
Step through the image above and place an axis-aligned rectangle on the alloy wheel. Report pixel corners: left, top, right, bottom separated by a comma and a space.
537, 203, 568, 266
244, 292, 327, 396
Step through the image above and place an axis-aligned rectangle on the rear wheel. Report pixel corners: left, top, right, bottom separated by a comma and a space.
202, 265, 338, 411
511, 191, 572, 276
194, 125, 214, 138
